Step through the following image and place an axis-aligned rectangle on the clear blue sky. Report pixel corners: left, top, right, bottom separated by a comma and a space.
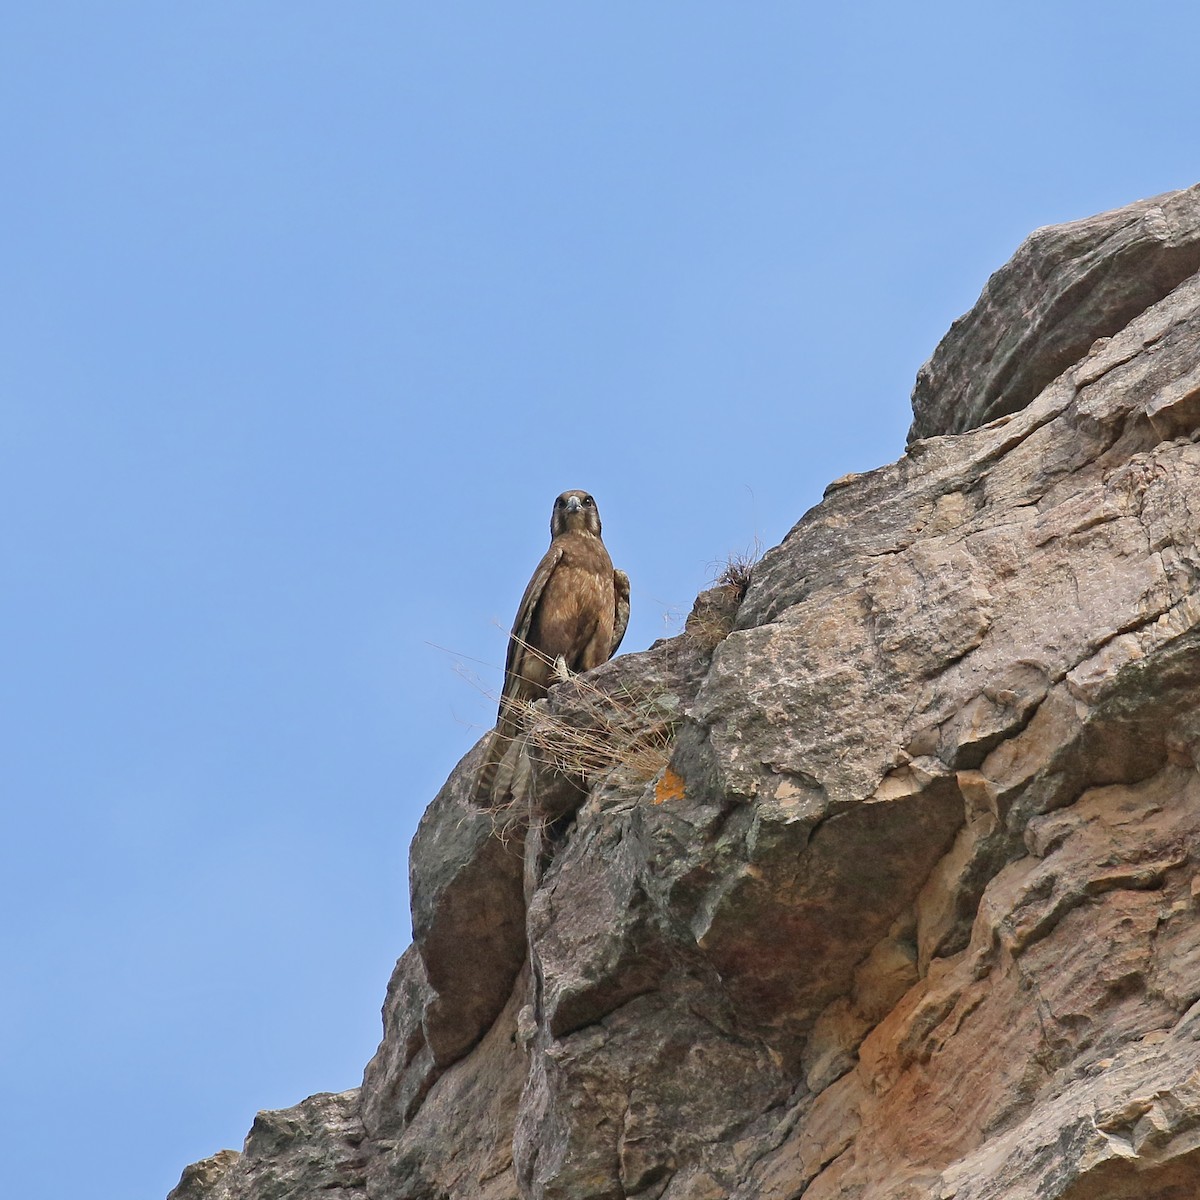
3, 4, 1197, 1197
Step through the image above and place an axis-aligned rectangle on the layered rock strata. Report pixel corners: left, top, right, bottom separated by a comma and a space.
172, 187, 1200, 1200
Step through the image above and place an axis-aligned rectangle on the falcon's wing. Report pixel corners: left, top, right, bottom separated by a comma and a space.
610, 569, 630, 658
501, 543, 564, 703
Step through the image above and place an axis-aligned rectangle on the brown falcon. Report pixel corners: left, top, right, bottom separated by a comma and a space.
475, 489, 630, 805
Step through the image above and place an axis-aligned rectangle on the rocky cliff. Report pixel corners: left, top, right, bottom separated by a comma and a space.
171, 186, 1200, 1200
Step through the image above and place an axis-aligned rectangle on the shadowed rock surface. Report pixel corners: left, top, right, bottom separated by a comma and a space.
170, 187, 1200, 1200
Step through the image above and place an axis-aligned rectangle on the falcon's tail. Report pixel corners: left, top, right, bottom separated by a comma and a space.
473, 726, 508, 806
473, 690, 528, 807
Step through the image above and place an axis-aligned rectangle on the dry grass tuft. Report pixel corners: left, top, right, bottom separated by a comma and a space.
714, 538, 762, 602
525, 674, 677, 786
476, 639, 678, 833
682, 540, 762, 652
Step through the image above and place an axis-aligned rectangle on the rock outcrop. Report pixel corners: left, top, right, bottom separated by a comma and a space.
171, 187, 1200, 1200
908, 183, 1200, 443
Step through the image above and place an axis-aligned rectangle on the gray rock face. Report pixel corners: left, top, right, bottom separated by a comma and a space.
167, 1092, 366, 1200
908, 183, 1200, 442
406, 740, 526, 1069
170, 188, 1200, 1200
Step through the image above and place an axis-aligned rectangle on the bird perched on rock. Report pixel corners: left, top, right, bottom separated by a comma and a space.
475, 489, 630, 805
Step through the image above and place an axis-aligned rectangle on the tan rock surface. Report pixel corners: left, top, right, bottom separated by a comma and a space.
170, 186, 1200, 1200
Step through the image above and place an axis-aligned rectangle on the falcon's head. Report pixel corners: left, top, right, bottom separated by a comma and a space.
551, 489, 602, 538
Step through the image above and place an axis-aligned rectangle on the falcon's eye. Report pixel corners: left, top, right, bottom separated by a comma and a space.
554, 498, 564, 507
583, 496, 594, 507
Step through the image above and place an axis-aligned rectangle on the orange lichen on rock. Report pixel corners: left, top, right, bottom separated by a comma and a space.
654, 766, 686, 804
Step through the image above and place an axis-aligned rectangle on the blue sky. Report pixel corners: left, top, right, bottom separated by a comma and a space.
3, 4, 1198, 1197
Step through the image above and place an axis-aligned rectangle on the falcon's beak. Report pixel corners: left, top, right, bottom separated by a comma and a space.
565, 496, 582, 513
